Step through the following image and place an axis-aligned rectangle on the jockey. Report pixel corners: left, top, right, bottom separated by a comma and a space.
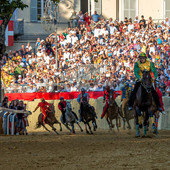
101, 86, 114, 119
77, 88, 90, 122
121, 82, 133, 118
33, 98, 50, 125
128, 52, 162, 112
58, 96, 67, 123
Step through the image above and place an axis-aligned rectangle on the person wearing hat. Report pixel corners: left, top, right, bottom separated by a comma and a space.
33, 98, 50, 125
128, 52, 162, 112
58, 97, 67, 123
121, 82, 133, 118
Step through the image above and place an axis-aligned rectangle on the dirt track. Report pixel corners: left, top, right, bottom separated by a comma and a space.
0, 130, 170, 170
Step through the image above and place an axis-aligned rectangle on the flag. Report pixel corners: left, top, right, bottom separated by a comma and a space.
0, 20, 14, 46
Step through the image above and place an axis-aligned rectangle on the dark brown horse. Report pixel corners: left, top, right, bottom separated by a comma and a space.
81, 103, 97, 134
36, 104, 62, 134
134, 70, 156, 137
104, 93, 121, 131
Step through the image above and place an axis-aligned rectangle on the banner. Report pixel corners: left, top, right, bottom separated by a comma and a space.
5, 91, 121, 101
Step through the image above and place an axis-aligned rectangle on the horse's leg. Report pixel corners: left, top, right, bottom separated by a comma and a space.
71, 124, 75, 134
116, 116, 119, 132
87, 122, 93, 134
42, 124, 51, 133
135, 107, 140, 137
64, 124, 72, 133
76, 122, 83, 132
92, 119, 97, 131
106, 117, 112, 130
143, 111, 149, 137
85, 124, 89, 134
148, 108, 156, 134
126, 119, 131, 129
57, 121, 62, 131
48, 123, 59, 135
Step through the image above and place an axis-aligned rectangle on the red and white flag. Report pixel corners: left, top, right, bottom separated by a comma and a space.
0, 20, 14, 46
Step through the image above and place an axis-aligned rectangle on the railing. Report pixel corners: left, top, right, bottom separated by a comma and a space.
0, 107, 31, 135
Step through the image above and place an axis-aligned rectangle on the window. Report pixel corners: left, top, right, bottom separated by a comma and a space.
165, 0, 170, 18
123, 0, 138, 20
31, 0, 46, 22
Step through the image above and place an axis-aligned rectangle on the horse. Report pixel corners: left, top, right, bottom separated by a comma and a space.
103, 92, 121, 131
119, 90, 135, 130
36, 104, 62, 134
81, 102, 97, 134
134, 70, 158, 137
60, 101, 83, 134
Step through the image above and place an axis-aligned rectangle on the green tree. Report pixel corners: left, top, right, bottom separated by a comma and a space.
0, 0, 28, 58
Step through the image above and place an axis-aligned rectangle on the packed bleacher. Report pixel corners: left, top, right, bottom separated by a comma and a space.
1, 11, 170, 96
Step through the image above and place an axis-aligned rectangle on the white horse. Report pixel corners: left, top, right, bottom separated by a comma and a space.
60, 101, 83, 134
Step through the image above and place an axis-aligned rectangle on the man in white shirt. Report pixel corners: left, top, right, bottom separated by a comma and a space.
70, 83, 78, 92
128, 21, 134, 32
109, 23, 117, 35
71, 33, 78, 45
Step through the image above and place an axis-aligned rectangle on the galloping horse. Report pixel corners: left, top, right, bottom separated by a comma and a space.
60, 101, 83, 134
119, 90, 134, 130
36, 104, 62, 134
81, 103, 97, 134
134, 70, 158, 137
104, 92, 121, 131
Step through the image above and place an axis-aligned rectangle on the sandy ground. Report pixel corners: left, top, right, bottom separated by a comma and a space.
0, 130, 170, 170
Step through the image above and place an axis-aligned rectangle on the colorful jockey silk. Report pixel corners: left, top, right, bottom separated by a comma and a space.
134, 59, 158, 80
121, 86, 133, 99
103, 89, 114, 101
77, 93, 90, 103
101, 88, 114, 118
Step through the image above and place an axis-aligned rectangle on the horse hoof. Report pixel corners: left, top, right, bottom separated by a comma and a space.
112, 124, 115, 128
91, 132, 93, 135
60, 128, 62, 132
86, 131, 90, 134
81, 129, 83, 132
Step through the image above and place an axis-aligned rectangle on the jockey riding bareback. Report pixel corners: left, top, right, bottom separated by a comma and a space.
121, 82, 133, 118
101, 86, 114, 119
77, 88, 90, 122
128, 52, 162, 112
33, 98, 51, 125
58, 96, 67, 123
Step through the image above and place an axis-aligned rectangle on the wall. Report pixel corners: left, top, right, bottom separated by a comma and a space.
102, 0, 117, 19
138, 0, 164, 20
17, 0, 30, 22
23, 96, 170, 133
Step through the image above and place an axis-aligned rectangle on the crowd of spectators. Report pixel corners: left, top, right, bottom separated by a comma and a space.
1, 11, 170, 96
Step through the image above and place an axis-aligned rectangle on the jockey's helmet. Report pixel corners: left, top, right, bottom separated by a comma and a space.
60, 96, 64, 100
124, 82, 129, 87
139, 52, 147, 58
41, 98, 45, 101
81, 88, 86, 92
